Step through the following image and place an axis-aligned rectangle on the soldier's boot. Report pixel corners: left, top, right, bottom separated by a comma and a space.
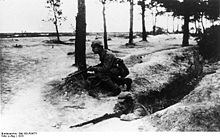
104, 80, 121, 96
113, 77, 132, 91
123, 78, 132, 91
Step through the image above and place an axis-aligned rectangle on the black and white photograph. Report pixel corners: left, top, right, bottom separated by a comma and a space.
0, 0, 220, 137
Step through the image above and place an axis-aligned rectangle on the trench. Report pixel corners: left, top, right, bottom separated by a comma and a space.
43, 47, 206, 129
136, 72, 204, 114
133, 49, 205, 114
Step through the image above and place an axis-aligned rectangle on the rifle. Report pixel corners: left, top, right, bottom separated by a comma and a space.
65, 68, 88, 82
59, 67, 91, 89
69, 111, 123, 128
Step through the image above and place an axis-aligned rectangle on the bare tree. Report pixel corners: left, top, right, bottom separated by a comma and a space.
45, 0, 66, 42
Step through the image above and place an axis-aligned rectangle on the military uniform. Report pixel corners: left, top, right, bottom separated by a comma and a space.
87, 40, 132, 96
88, 49, 121, 96
114, 92, 150, 121
94, 49, 120, 74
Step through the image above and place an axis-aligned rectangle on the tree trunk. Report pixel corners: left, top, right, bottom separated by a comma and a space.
141, 0, 147, 41
153, 15, 157, 35
102, 2, 108, 49
153, 25, 156, 35
54, 21, 60, 42
194, 20, 198, 34
212, 20, 214, 27
128, 0, 134, 44
176, 18, 180, 33
176, 24, 179, 33
173, 16, 175, 33
166, 14, 169, 33
182, 14, 190, 46
52, 2, 60, 42
200, 15, 205, 33
75, 0, 86, 71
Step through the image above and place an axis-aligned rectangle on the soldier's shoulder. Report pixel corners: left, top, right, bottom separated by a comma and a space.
106, 49, 114, 55
105, 50, 116, 58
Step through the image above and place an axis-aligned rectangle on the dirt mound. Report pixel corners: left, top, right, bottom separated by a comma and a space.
140, 63, 220, 131
124, 47, 203, 112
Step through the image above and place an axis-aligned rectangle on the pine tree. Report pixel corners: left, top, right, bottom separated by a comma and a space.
155, 0, 200, 46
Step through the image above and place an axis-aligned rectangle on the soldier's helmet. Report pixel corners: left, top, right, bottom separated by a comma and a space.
114, 92, 134, 113
91, 40, 103, 48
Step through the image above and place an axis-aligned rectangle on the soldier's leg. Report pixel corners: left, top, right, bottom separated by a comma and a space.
112, 77, 132, 91
109, 68, 132, 91
96, 72, 121, 96
83, 72, 99, 89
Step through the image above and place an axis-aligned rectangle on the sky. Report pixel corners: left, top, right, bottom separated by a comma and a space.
0, 0, 180, 33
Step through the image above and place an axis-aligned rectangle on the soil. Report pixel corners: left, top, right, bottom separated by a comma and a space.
1, 34, 212, 132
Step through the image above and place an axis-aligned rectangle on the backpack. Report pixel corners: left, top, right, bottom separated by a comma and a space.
115, 58, 129, 78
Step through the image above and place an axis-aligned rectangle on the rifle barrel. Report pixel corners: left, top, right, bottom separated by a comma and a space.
70, 112, 122, 128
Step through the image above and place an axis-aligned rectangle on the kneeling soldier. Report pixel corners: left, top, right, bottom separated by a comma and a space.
87, 40, 132, 96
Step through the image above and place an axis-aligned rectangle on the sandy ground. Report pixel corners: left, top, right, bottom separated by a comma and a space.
0, 34, 197, 132
1, 37, 76, 131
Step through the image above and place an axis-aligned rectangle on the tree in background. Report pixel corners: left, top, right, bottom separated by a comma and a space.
100, 0, 109, 49
146, 0, 165, 35
181, 0, 193, 46
172, 14, 177, 33
191, 12, 200, 34
75, 0, 86, 71
155, 0, 200, 46
45, 0, 66, 42
138, 0, 147, 41
190, 0, 212, 33
128, 0, 135, 44
200, 0, 220, 30
155, 0, 219, 46
114, 0, 135, 45
205, 0, 219, 21
165, 12, 172, 33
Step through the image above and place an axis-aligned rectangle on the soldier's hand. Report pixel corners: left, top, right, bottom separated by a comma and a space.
120, 113, 139, 121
